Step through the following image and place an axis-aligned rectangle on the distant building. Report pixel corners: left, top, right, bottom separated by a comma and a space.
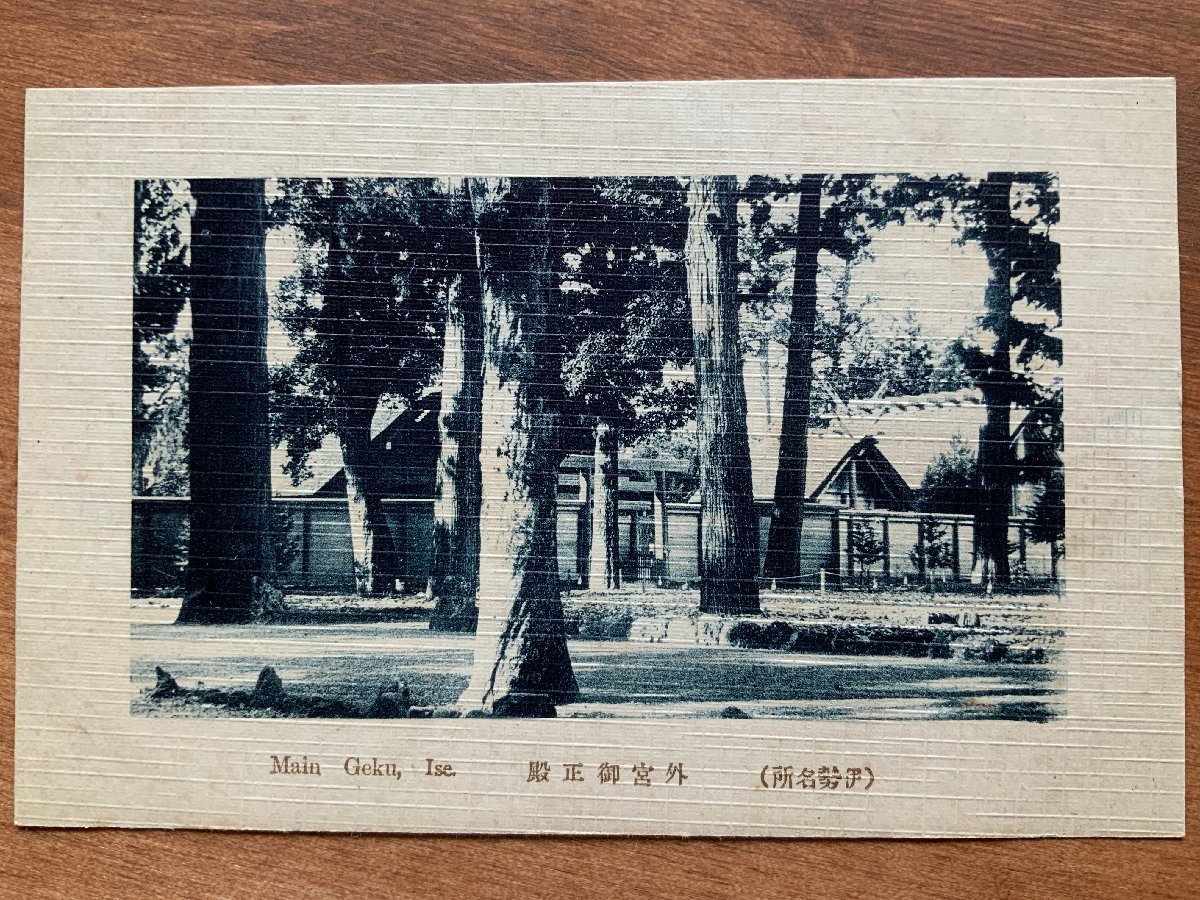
134, 387, 1060, 596
748, 387, 1048, 515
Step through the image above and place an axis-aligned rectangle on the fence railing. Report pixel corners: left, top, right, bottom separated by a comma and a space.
131, 495, 1058, 595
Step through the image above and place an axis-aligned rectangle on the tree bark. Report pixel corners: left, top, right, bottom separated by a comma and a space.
458, 178, 578, 714
178, 179, 277, 624
431, 179, 485, 631
685, 176, 761, 615
763, 174, 822, 585
587, 419, 621, 590
339, 404, 400, 596
320, 178, 402, 597
974, 173, 1016, 586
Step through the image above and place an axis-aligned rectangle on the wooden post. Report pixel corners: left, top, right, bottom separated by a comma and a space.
653, 472, 667, 560
627, 510, 638, 583
578, 466, 593, 586
916, 515, 926, 581
845, 516, 855, 582
881, 516, 891, 581
951, 520, 961, 582
394, 505, 407, 593
829, 510, 841, 587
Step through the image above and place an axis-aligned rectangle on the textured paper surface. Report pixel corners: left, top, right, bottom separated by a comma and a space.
16, 79, 1182, 835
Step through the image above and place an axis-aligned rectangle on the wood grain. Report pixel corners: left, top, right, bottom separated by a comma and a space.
1, 1, 1196, 896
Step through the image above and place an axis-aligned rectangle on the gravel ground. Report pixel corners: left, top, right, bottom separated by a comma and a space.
131, 586, 1063, 721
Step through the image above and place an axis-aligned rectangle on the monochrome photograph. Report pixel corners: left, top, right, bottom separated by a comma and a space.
130, 173, 1065, 722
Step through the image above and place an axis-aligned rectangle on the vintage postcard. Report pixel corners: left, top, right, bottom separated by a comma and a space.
15, 79, 1182, 835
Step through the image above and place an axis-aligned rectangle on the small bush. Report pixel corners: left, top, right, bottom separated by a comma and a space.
727, 620, 798, 651
566, 604, 634, 641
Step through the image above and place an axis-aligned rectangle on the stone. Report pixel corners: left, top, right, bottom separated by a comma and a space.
251, 666, 285, 706
367, 683, 411, 718
490, 693, 557, 718
151, 666, 180, 699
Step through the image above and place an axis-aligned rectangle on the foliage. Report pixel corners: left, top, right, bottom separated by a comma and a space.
849, 519, 887, 576
563, 603, 635, 641
133, 179, 193, 493
552, 177, 693, 454
627, 424, 700, 501
269, 178, 445, 484
140, 389, 189, 496
813, 283, 968, 410
133, 180, 192, 395
892, 173, 1064, 578
916, 435, 978, 516
1026, 467, 1065, 546
909, 517, 956, 580
272, 506, 303, 575
738, 175, 970, 423
894, 172, 1063, 452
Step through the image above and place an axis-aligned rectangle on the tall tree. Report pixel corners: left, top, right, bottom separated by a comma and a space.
429, 180, 485, 631
459, 178, 578, 714
684, 176, 761, 615
177, 179, 277, 624
925, 172, 1062, 586
744, 175, 909, 583
971, 173, 1019, 585
272, 178, 441, 595
555, 177, 691, 590
761, 174, 821, 583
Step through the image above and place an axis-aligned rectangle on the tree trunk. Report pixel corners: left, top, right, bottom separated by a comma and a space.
178, 179, 277, 624
340, 405, 400, 596
431, 179, 485, 631
974, 173, 1016, 586
684, 176, 761, 615
458, 178, 578, 714
318, 178, 402, 598
763, 174, 822, 585
587, 419, 621, 590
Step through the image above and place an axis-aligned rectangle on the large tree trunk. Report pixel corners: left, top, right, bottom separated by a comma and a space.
339, 404, 400, 596
974, 173, 1016, 587
685, 176, 761, 615
587, 419, 621, 590
320, 178, 401, 598
458, 178, 578, 715
431, 180, 485, 631
763, 174, 822, 585
178, 179, 277, 624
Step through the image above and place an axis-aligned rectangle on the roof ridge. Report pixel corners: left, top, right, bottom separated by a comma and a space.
844, 386, 982, 410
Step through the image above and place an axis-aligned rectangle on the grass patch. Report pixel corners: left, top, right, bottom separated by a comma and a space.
565, 603, 635, 641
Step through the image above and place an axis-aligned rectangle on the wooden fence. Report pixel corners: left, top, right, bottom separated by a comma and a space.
131, 496, 1058, 595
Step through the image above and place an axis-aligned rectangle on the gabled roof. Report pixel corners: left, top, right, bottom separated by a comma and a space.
272, 390, 437, 497
808, 436, 916, 510
748, 388, 986, 501
275, 385, 991, 504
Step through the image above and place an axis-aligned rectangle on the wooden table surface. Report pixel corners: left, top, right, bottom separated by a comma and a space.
1, 1, 1196, 896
